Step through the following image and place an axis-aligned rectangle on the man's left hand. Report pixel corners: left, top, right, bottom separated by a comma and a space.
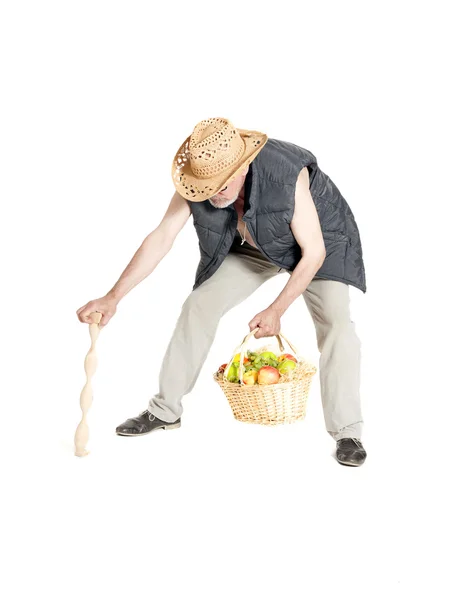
248, 307, 282, 339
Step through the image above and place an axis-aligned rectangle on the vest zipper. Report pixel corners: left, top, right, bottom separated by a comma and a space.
243, 218, 288, 271
195, 211, 234, 283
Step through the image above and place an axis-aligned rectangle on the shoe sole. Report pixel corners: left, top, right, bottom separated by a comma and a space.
116, 422, 181, 436
336, 457, 366, 467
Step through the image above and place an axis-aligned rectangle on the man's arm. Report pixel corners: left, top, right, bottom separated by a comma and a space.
76, 191, 191, 326
248, 166, 326, 337
107, 191, 192, 302
269, 166, 326, 316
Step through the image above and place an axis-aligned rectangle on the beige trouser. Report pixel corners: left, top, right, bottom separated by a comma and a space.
148, 237, 363, 442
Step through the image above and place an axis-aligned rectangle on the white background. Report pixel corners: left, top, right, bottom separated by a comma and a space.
1, 1, 449, 598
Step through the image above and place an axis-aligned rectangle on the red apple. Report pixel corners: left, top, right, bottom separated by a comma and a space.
257, 366, 280, 385
218, 363, 228, 373
278, 353, 297, 363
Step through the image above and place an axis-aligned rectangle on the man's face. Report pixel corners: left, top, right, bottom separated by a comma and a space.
208, 165, 249, 209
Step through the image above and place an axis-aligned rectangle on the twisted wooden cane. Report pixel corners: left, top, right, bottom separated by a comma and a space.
74, 311, 102, 457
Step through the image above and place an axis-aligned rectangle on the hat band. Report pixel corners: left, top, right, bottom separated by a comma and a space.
191, 140, 245, 179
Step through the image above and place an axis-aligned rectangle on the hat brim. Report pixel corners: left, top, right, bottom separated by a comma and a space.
172, 128, 268, 201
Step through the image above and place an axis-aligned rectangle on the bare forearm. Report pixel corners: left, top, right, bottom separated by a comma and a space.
107, 227, 172, 302
270, 254, 325, 316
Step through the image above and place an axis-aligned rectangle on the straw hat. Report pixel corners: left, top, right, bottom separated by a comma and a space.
172, 117, 268, 201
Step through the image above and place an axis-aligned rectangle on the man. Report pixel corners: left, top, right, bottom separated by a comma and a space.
76, 117, 367, 467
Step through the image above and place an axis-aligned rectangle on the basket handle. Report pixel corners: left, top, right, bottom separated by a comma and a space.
223, 327, 300, 385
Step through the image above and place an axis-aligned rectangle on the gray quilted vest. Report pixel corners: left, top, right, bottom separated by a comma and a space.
188, 138, 366, 293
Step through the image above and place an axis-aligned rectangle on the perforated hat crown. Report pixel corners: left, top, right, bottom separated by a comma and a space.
172, 117, 268, 201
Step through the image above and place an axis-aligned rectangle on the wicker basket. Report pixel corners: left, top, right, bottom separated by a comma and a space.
213, 327, 317, 426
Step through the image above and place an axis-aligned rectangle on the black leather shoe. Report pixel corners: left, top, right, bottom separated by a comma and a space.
116, 409, 181, 436
336, 438, 367, 466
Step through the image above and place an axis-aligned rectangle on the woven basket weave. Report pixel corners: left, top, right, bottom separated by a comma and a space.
213, 328, 317, 426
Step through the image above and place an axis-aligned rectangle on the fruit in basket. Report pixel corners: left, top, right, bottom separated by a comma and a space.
248, 351, 279, 370
217, 363, 228, 373
278, 359, 297, 374
259, 351, 278, 362
232, 353, 250, 365
226, 363, 239, 383
257, 366, 280, 385
278, 353, 297, 363
242, 369, 259, 385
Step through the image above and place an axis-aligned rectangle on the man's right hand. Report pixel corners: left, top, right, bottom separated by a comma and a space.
75, 192, 191, 329
76, 295, 117, 327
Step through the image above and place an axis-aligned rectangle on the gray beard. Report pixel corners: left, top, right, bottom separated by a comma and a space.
208, 191, 239, 209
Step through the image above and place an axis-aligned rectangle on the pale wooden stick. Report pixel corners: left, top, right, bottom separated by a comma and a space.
74, 311, 102, 457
